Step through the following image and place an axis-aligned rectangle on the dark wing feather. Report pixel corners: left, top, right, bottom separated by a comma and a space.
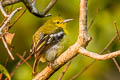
32, 28, 64, 58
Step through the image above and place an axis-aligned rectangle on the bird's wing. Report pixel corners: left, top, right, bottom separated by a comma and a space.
32, 30, 64, 57
32, 34, 50, 56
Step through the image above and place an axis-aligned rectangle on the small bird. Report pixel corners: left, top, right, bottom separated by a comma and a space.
31, 16, 72, 75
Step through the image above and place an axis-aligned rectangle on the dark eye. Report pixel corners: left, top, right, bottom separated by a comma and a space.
56, 21, 60, 24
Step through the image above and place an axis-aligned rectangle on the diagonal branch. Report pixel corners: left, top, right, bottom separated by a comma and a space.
32, 0, 120, 80
0, 7, 22, 34
1, 37, 14, 60
33, 0, 89, 80
33, 43, 79, 80
58, 60, 72, 80
70, 33, 117, 80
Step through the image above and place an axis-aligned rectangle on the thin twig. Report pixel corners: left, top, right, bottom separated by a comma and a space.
58, 60, 72, 80
107, 50, 120, 72
88, 8, 99, 30
0, 7, 22, 34
114, 21, 120, 41
0, 1, 8, 17
10, 51, 27, 77
70, 60, 95, 80
16, 53, 32, 69
112, 58, 120, 72
0, 18, 7, 27
1, 37, 14, 60
112, 21, 120, 72
8, 8, 27, 30
70, 34, 117, 80
21, 53, 34, 65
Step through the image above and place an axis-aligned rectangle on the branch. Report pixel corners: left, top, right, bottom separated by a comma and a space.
0, 2, 22, 60
16, 53, 32, 69
0, 6, 22, 34
32, 0, 120, 79
70, 33, 117, 80
58, 61, 72, 80
107, 50, 120, 72
33, 43, 79, 80
78, 47, 120, 60
7, 8, 27, 30
0, 1, 8, 17
112, 58, 120, 72
23, 0, 57, 17
1, 0, 21, 7
1, 0, 57, 17
33, 0, 89, 79
78, 0, 89, 46
1, 37, 14, 60
10, 51, 27, 77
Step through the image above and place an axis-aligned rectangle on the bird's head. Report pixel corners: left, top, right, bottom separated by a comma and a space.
50, 16, 73, 34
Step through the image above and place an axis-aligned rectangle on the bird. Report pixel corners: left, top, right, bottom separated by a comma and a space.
31, 16, 73, 75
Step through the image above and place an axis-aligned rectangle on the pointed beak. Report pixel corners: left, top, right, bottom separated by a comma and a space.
63, 19, 73, 23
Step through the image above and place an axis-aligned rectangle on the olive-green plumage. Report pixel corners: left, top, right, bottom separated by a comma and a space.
32, 16, 71, 62
31, 16, 72, 75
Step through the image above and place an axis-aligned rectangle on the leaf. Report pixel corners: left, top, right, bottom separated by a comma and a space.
4, 32, 15, 45
0, 64, 11, 80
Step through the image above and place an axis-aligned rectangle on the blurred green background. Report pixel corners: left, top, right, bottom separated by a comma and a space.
0, 0, 120, 80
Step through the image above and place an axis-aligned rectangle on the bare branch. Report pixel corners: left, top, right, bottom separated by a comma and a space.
7, 8, 27, 30
0, 1, 8, 17
0, 7, 22, 34
1, 37, 14, 60
58, 61, 72, 80
33, 0, 89, 79
70, 34, 117, 80
114, 21, 120, 41
78, 47, 120, 60
88, 8, 99, 30
10, 51, 27, 77
107, 50, 120, 72
70, 60, 95, 80
16, 53, 32, 69
0, 18, 7, 27
23, 0, 57, 17
33, 43, 79, 80
78, 0, 89, 46
112, 58, 120, 72
1, 0, 21, 7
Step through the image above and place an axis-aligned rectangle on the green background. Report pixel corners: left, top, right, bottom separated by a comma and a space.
0, 0, 120, 80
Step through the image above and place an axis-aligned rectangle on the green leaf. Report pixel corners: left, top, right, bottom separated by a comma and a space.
0, 64, 11, 80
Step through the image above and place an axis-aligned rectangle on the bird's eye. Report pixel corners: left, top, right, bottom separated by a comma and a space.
56, 21, 60, 24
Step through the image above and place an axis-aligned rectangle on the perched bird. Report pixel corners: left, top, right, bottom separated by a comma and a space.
31, 16, 72, 75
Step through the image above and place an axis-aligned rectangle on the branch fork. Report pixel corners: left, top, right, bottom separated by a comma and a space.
0, 1, 22, 60
33, 0, 120, 80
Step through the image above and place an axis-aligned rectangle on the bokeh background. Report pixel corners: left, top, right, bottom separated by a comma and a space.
0, 0, 120, 80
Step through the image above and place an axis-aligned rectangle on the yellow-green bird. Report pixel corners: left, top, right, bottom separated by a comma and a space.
31, 16, 72, 75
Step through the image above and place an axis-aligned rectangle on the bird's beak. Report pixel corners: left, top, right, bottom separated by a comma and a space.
63, 19, 73, 23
